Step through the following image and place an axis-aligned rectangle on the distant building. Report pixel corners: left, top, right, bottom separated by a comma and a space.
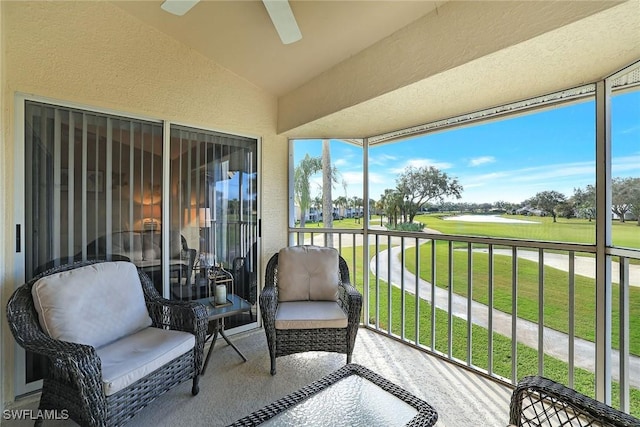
515, 206, 545, 216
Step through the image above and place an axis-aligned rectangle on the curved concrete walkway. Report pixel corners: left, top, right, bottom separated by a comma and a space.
371, 244, 640, 387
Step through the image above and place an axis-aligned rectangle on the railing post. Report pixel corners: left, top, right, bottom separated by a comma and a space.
595, 79, 612, 404
363, 137, 370, 328
619, 256, 630, 412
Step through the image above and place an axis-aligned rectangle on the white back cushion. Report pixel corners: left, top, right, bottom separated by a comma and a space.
277, 246, 340, 302
32, 262, 152, 348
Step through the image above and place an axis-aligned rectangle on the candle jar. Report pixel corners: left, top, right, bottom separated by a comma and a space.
215, 284, 227, 305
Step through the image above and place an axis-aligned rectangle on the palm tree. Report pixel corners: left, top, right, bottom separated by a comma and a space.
375, 199, 385, 226
334, 196, 348, 219
294, 154, 322, 227
322, 139, 334, 231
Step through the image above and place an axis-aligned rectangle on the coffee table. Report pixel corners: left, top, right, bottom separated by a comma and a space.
228, 364, 438, 426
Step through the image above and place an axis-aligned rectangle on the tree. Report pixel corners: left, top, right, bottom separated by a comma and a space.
556, 201, 576, 219
396, 166, 463, 223
375, 199, 386, 226
334, 196, 348, 219
624, 177, 640, 225
351, 196, 363, 223
322, 139, 334, 231
312, 195, 322, 221
612, 177, 639, 223
294, 154, 321, 227
529, 190, 567, 222
379, 189, 403, 227
572, 185, 596, 221
494, 200, 512, 213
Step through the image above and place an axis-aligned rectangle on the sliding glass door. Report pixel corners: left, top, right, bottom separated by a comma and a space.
16, 100, 260, 394
24, 102, 164, 276
168, 125, 259, 328
21, 101, 163, 390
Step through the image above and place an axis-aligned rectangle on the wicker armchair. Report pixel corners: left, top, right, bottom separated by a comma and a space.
6, 260, 208, 427
260, 246, 362, 375
509, 376, 640, 427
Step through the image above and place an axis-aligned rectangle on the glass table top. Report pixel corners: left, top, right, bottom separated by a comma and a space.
262, 374, 419, 427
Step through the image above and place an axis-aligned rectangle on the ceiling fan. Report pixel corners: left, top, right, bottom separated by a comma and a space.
160, 0, 302, 45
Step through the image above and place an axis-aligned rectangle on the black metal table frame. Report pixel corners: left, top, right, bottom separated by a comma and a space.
227, 363, 439, 426
198, 294, 252, 375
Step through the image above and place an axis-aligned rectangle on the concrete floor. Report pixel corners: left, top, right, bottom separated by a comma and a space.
2, 327, 513, 427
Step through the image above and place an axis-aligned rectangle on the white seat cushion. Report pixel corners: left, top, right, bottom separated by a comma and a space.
277, 246, 340, 302
31, 262, 152, 348
275, 301, 348, 330
96, 327, 195, 396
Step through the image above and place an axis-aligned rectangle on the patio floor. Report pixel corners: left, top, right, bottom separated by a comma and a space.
2, 327, 513, 426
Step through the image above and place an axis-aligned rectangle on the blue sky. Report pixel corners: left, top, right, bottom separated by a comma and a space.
294, 91, 639, 204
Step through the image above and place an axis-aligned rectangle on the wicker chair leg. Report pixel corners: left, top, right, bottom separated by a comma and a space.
347, 353, 352, 364
192, 375, 200, 395
270, 355, 276, 376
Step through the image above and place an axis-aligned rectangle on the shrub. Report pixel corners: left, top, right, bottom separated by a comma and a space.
385, 222, 425, 232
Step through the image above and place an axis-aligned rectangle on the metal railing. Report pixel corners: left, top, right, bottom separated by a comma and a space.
288, 227, 639, 414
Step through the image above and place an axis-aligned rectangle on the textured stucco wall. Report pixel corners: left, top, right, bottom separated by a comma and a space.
0, 0, 288, 404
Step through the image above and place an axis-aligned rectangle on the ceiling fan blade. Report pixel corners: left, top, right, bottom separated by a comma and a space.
262, 0, 302, 45
161, 0, 199, 16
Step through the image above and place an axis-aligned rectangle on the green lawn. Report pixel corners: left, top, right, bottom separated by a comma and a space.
301, 212, 640, 249
338, 245, 640, 418
416, 213, 640, 249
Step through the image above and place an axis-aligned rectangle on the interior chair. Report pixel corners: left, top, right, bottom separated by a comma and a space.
170, 235, 197, 286
6, 260, 208, 427
260, 245, 362, 375
509, 375, 640, 426
232, 242, 258, 319
32, 253, 132, 277
83, 231, 197, 295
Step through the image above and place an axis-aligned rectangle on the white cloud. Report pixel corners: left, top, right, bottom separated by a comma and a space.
612, 154, 640, 176
468, 156, 496, 167
368, 153, 398, 166
341, 171, 364, 187
367, 172, 388, 185
390, 158, 453, 174
452, 160, 600, 203
334, 158, 349, 168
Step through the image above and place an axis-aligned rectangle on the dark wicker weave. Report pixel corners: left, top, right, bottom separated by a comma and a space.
228, 363, 438, 426
510, 376, 640, 427
259, 249, 362, 375
6, 260, 208, 427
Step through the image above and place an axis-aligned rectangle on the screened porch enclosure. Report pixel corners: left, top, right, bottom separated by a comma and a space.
288, 61, 640, 416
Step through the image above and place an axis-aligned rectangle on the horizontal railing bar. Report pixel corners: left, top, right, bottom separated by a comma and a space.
289, 227, 363, 235
290, 227, 599, 254
608, 246, 640, 259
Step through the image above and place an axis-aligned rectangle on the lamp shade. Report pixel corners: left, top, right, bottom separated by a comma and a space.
199, 208, 212, 228
142, 204, 161, 219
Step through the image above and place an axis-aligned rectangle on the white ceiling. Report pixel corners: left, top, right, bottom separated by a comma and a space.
114, 1, 640, 138
114, 0, 442, 96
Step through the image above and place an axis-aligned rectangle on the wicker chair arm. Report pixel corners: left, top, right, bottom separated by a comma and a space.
259, 286, 278, 327
339, 282, 362, 325
146, 299, 206, 332
8, 288, 106, 416
137, 265, 207, 336
509, 376, 640, 427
